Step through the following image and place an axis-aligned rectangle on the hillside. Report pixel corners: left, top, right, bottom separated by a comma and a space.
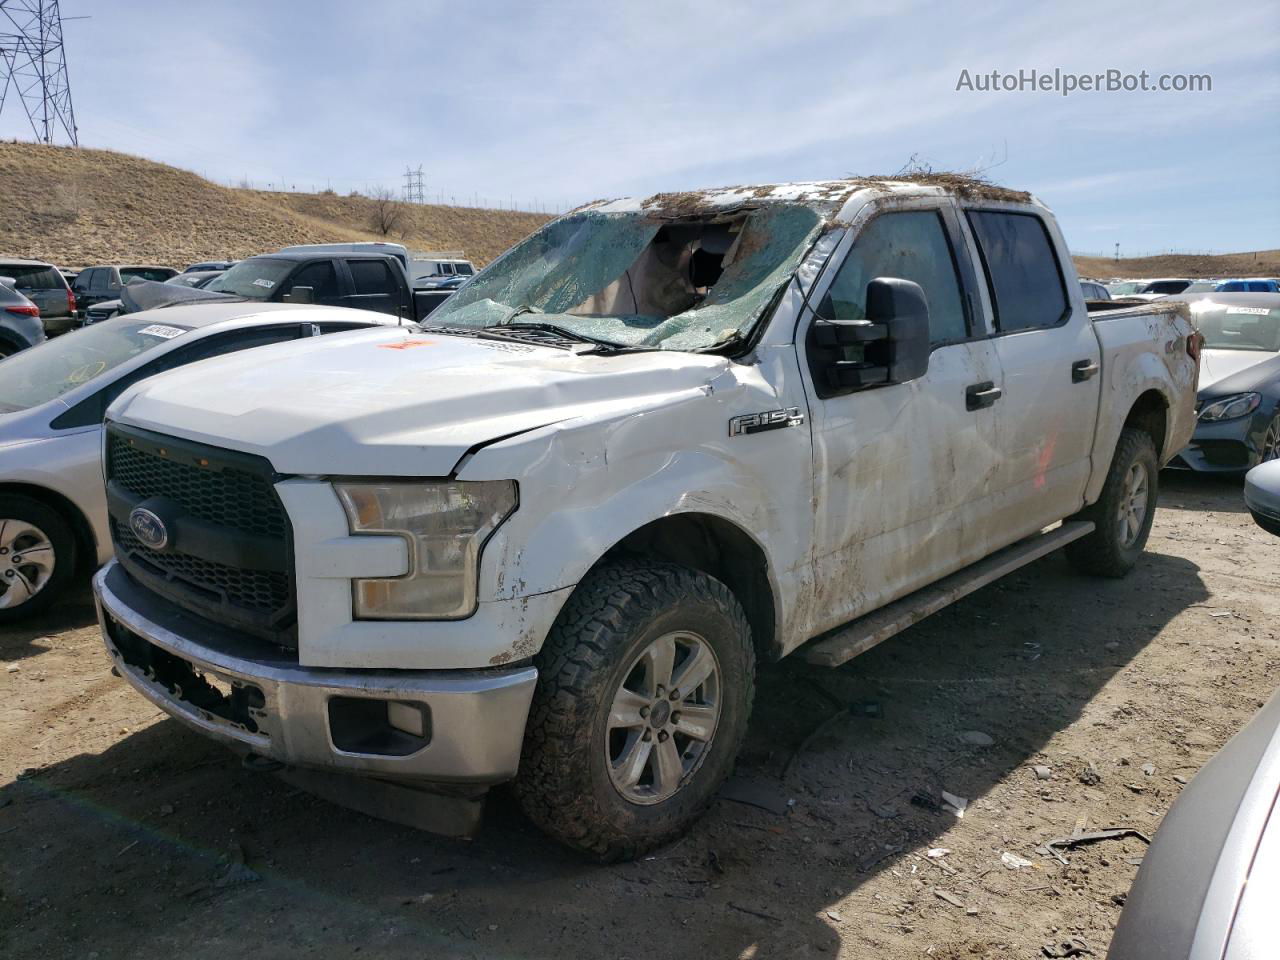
0, 142, 550, 268
1074, 249, 1280, 279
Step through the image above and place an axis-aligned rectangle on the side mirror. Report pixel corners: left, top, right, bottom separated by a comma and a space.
807, 277, 931, 396
284, 285, 315, 305
1245, 461, 1280, 537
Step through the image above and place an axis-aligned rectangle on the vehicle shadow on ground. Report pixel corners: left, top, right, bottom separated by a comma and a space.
0, 581, 96, 663
0, 541, 1209, 960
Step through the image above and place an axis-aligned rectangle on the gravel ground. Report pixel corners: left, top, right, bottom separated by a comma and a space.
1, 471, 1276, 959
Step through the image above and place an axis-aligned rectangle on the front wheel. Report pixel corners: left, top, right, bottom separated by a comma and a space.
516, 560, 755, 861
0, 496, 78, 622
1258, 414, 1280, 465
1065, 428, 1159, 578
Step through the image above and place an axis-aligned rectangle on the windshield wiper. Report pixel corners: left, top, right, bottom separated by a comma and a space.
480, 321, 651, 354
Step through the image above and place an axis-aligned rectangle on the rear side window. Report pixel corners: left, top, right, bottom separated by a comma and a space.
121, 268, 176, 284
455, 263, 474, 276
1, 264, 61, 290
967, 211, 1068, 332
821, 210, 969, 345
348, 259, 398, 295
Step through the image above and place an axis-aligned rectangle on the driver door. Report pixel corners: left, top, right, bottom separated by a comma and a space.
800, 200, 1006, 637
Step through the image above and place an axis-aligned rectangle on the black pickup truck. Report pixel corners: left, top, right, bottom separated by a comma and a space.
204, 252, 418, 318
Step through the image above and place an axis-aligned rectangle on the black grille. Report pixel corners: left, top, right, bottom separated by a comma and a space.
114, 523, 289, 615
106, 424, 296, 648
109, 437, 288, 539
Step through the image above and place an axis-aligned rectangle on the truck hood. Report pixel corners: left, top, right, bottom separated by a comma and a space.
1199, 349, 1280, 392
108, 327, 731, 476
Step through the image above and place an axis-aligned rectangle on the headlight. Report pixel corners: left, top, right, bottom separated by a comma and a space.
334, 480, 517, 620
1198, 392, 1261, 422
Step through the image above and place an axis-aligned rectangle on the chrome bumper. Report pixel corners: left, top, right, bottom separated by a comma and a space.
94, 562, 537, 784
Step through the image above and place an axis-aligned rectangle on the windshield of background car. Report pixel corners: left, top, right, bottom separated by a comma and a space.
1142, 280, 1190, 294
121, 268, 176, 283
427, 204, 824, 350
205, 258, 294, 299
1192, 301, 1280, 352
0, 319, 191, 412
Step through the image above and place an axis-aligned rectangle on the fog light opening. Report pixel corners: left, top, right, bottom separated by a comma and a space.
327, 696, 432, 757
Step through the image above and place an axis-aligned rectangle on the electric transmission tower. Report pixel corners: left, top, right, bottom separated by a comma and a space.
402, 165, 425, 204
0, 1, 78, 145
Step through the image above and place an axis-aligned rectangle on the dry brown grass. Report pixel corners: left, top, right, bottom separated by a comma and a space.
0, 141, 550, 269
1074, 249, 1280, 279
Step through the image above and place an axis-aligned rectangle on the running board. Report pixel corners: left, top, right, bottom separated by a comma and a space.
802, 520, 1095, 668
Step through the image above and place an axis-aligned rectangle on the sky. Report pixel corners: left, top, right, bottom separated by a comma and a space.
3, 0, 1278, 254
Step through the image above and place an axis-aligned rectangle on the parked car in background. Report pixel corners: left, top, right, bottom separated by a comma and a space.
205, 251, 417, 319
57, 267, 79, 287
183, 260, 236, 273
278, 242, 411, 273
1127, 278, 1194, 301
72, 265, 179, 316
0, 277, 45, 358
1080, 280, 1111, 300
1245, 459, 1280, 535
1215, 278, 1280, 293
0, 301, 402, 621
0, 258, 77, 335
82, 270, 228, 325
414, 272, 470, 317
1182, 279, 1220, 293
410, 251, 476, 283
1108, 685, 1280, 959
93, 177, 1198, 857
1107, 280, 1149, 297
1166, 293, 1280, 473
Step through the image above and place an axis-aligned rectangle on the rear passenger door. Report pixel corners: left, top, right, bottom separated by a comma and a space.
962, 209, 1101, 538
801, 199, 1006, 634
342, 258, 402, 315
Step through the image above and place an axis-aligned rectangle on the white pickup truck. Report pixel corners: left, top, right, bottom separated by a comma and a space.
94, 176, 1199, 860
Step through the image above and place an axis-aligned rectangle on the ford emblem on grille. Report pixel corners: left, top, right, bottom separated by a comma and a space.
128, 506, 169, 550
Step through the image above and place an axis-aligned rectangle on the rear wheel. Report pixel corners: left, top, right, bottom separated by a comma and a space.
0, 496, 77, 623
516, 560, 755, 861
1065, 428, 1158, 578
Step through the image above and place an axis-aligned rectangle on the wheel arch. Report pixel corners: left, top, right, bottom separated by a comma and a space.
583, 512, 781, 663
0, 481, 96, 570
1124, 389, 1170, 460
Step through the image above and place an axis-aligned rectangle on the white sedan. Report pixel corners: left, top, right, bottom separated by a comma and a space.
0, 301, 402, 621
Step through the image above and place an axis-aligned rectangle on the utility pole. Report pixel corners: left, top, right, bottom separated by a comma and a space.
402, 165, 425, 204
0, 0, 80, 145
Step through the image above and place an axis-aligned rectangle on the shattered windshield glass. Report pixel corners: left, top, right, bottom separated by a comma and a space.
427, 204, 824, 351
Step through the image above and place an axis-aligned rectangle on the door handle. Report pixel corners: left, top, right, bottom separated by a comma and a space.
1072, 359, 1100, 382
965, 381, 1002, 411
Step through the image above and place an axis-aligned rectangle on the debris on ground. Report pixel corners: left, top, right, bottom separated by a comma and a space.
941, 790, 969, 817
959, 730, 995, 747
1079, 762, 1103, 785
1141, 763, 1156, 776
1038, 828, 1152, 865
1001, 851, 1034, 870
719, 777, 792, 816
1032, 765, 1053, 780
927, 848, 951, 859
934, 889, 967, 909
1043, 937, 1094, 957
212, 844, 261, 890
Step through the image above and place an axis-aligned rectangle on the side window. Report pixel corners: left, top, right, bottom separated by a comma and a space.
967, 211, 1069, 332
347, 259, 398, 295
455, 263, 474, 276
440, 263, 455, 275
72, 269, 92, 292
821, 210, 969, 345
288, 261, 341, 300
51, 328, 303, 429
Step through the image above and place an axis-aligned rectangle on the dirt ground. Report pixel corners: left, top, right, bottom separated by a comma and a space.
1, 471, 1276, 960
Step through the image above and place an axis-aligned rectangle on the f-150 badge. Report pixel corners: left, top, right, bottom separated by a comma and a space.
728, 407, 805, 436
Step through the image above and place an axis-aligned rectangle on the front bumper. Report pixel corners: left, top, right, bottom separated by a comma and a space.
95, 561, 537, 784
1168, 415, 1262, 473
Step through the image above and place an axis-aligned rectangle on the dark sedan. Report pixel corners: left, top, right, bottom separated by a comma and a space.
1166, 293, 1280, 473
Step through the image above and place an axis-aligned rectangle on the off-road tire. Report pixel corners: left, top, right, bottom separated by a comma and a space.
1065, 428, 1158, 578
0, 495, 78, 623
516, 560, 755, 861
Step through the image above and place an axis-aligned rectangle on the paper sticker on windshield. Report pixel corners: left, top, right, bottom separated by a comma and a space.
137, 324, 186, 339
252, 278, 275, 289
1226, 306, 1270, 316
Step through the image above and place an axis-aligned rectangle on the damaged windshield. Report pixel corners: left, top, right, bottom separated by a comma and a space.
427, 204, 824, 351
